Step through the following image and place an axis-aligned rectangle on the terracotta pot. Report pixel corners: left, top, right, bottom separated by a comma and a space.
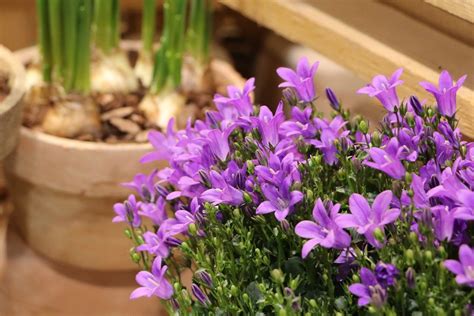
5, 41, 245, 271
0, 45, 25, 160
0, 45, 25, 280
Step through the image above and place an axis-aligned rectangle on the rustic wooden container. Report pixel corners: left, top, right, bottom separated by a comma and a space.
4, 41, 245, 271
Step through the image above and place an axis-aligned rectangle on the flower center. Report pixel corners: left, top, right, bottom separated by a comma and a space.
466, 266, 474, 279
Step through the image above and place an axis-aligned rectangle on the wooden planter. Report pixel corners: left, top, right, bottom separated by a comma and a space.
0, 45, 25, 279
5, 42, 245, 271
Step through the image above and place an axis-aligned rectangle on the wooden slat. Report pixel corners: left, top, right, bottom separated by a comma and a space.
219, 0, 474, 138
424, 0, 474, 23
383, 0, 474, 46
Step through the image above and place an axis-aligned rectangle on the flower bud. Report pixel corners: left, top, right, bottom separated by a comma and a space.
188, 223, 198, 236
409, 96, 423, 116
371, 131, 381, 147
438, 245, 446, 258
460, 145, 467, 157
405, 172, 412, 183
359, 120, 369, 134
197, 270, 213, 288
233, 208, 241, 218
124, 228, 132, 239
374, 228, 385, 243
427, 107, 434, 117
325, 88, 340, 111
246, 160, 255, 174
192, 284, 210, 305
284, 287, 294, 298
405, 249, 415, 266
242, 293, 249, 302
409, 232, 418, 244
405, 267, 415, 289
352, 274, 360, 283
424, 250, 433, 264
271, 269, 285, 284
278, 309, 287, 316
309, 299, 317, 308
230, 285, 238, 297
280, 219, 290, 231
243, 192, 252, 204
130, 252, 141, 263
290, 279, 299, 290
306, 189, 314, 202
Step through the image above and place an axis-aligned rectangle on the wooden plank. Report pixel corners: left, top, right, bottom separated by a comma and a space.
424, 0, 474, 23
383, 0, 474, 46
219, 0, 474, 138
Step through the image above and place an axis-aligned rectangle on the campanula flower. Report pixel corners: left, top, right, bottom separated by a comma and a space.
444, 244, 474, 288
419, 70, 467, 117
364, 138, 406, 179
374, 262, 399, 288
277, 57, 319, 102
349, 268, 387, 307
295, 199, 351, 258
214, 77, 255, 119
256, 177, 303, 221
130, 257, 173, 300
357, 68, 403, 111
336, 191, 400, 248
113, 194, 141, 227
136, 230, 170, 258
139, 196, 168, 225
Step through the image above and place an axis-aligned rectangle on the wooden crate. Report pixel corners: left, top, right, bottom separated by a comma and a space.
219, 0, 474, 138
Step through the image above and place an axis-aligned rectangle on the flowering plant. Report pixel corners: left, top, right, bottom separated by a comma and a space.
114, 57, 473, 315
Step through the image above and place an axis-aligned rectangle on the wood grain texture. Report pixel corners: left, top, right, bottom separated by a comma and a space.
424, 0, 474, 23
219, 0, 474, 137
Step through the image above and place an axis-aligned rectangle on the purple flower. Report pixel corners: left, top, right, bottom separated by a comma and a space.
141, 119, 177, 163
364, 138, 406, 179
206, 128, 231, 161
357, 68, 404, 111
136, 230, 170, 258
336, 191, 400, 248
255, 152, 300, 186
295, 199, 351, 258
277, 57, 319, 102
374, 262, 399, 288
310, 116, 349, 165
256, 177, 303, 221
280, 106, 317, 140
201, 170, 243, 206
349, 268, 387, 308
444, 244, 474, 288
254, 104, 285, 148
122, 170, 158, 202
130, 257, 173, 300
214, 78, 255, 119
139, 196, 168, 225
408, 95, 423, 116
196, 270, 213, 287
113, 195, 141, 227
419, 70, 467, 117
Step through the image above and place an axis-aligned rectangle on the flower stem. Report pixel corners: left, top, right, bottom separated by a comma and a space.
93, 0, 120, 55
37, 0, 52, 83
186, 0, 212, 65
141, 0, 156, 54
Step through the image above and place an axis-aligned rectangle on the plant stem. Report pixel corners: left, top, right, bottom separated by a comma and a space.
151, 0, 187, 94
37, 0, 52, 83
74, 0, 92, 93
142, 0, 156, 54
187, 0, 212, 65
94, 0, 120, 55
47, 0, 64, 81
63, 0, 79, 91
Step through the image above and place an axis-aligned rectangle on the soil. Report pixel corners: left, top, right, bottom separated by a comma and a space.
0, 71, 10, 103
22, 66, 216, 144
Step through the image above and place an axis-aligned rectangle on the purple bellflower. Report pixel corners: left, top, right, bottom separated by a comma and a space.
130, 257, 174, 300
444, 244, 474, 288
113, 194, 141, 227
419, 70, 467, 117
357, 68, 404, 111
349, 268, 387, 308
336, 191, 400, 248
277, 57, 319, 102
256, 177, 303, 221
295, 199, 351, 258
364, 138, 406, 180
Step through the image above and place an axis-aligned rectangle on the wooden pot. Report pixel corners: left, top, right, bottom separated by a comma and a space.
4, 41, 245, 271
0, 45, 25, 280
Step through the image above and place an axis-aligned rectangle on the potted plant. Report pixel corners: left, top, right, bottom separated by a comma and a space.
115, 58, 473, 314
0, 45, 26, 279
5, 0, 245, 271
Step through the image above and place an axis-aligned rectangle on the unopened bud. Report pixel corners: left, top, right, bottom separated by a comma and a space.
188, 223, 197, 236
271, 269, 284, 284
124, 228, 132, 239
243, 192, 252, 204
230, 285, 238, 296
405, 249, 415, 265
359, 120, 369, 134
374, 227, 385, 243
405, 267, 415, 289
424, 250, 433, 264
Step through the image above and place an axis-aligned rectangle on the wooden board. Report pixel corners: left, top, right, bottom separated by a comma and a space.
219, 0, 474, 138
424, 0, 474, 23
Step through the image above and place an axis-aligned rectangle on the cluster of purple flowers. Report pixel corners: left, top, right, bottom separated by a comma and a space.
114, 57, 473, 313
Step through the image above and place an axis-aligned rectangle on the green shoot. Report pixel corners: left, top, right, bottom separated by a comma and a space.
186, 0, 212, 65
93, 0, 120, 55
142, 0, 157, 55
